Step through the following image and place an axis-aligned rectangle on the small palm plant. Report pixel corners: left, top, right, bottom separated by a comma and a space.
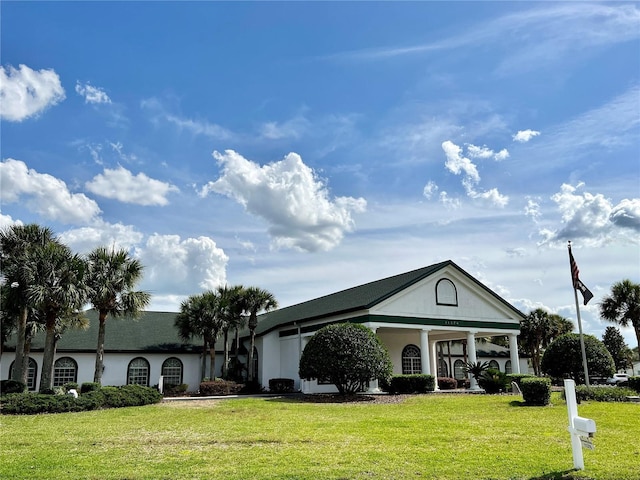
463, 361, 490, 383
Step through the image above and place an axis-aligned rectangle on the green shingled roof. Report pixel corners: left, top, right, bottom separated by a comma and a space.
6, 310, 201, 354
255, 261, 452, 335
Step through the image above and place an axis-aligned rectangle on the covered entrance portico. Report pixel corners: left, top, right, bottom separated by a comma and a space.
367, 321, 521, 391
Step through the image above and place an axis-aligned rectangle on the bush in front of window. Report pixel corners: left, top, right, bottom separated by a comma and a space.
80, 382, 101, 394
0, 384, 162, 415
163, 383, 189, 397
199, 379, 243, 396
269, 378, 295, 394
437, 377, 458, 390
1, 379, 26, 394
387, 374, 435, 394
520, 377, 551, 406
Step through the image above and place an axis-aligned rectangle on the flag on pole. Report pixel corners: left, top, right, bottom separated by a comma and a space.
569, 245, 594, 305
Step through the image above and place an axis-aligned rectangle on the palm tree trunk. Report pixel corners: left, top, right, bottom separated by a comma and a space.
12, 307, 29, 384
39, 312, 57, 392
209, 345, 217, 380
93, 311, 108, 384
201, 340, 207, 381
222, 328, 230, 379
248, 328, 256, 382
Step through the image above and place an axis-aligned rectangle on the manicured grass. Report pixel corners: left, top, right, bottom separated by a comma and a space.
1, 393, 637, 479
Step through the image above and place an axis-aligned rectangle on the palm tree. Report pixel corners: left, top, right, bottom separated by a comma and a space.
0, 224, 57, 384
600, 279, 640, 355
243, 286, 278, 382
175, 291, 223, 380
216, 285, 246, 379
87, 246, 151, 384
23, 241, 91, 391
519, 308, 573, 375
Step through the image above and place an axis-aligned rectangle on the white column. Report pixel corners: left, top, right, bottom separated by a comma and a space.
429, 339, 439, 391
467, 331, 479, 390
367, 325, 381, 393
509, 334, 521, 374
420, 329, 431, 375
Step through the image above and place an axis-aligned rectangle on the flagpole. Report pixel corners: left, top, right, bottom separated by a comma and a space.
568, 241, 590, 386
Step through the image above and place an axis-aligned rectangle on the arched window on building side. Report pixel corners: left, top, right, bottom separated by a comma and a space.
505, 360, 512, 374
488, 360, 500, 371
9, 357, 38, 391
161, 357, 183, 388
454, 359, 466, 380
401, 345, 421, 375
127, 357, 150, 386
53, 357, 78, 387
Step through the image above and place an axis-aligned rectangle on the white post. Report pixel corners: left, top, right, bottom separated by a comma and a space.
367, 325, 381, 393
565, 379, 584, 470
467, 331, 479, 390
420, 330, 431, 375
509, 334, 521, 374
429, 339, 439, 391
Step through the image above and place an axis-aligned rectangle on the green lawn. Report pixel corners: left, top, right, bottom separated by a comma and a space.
1, 393, 637, 480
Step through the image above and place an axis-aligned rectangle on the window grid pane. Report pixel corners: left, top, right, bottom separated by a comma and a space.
162, 358, 182, 386
402, 345, 422, 375
128, 358, 149, 386
54, 358, 77, 387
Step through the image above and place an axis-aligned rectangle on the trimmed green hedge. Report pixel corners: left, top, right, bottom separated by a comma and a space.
571, 385, 638, 403
1, 379, 26, 394
387, 374, 435, 394
521, 377, 551, 406
1, 384, 162, 415
269, 378, 295, 394
437, 377, 457, 390
628, 376, 640, 393
506, 374, 536, 388
199, 379, 243, 396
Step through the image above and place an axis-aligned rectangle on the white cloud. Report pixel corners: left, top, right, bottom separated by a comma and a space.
524, 197, 542, 221
201, 150, 367, 252
423, 181, 439, 200
467, 144, 510, 161
75, 81, 111, 104
0, 158, 101, 224
539, 183, 640, 245
59, 221, 145, 254
260, 115, 311, 140
86, 166, 178, 206
462, 179, 509, 208
438, 191, 461, 209
0, 64, 65, 121
141, 97, 233, 140
137, 234, 228, 295
513, 129, 541, 143
442, 141, 480, 182
0, 214, 22, 229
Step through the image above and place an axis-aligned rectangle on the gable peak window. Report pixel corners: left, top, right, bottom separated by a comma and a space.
436, 278, 458, 306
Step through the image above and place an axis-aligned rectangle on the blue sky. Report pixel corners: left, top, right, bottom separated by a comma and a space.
1, 2, 639, 349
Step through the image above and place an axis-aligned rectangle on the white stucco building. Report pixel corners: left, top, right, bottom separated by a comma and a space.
1, 260, 527, 393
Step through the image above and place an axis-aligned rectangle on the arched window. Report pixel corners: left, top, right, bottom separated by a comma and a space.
488, 360, 500, 371
436, 278, 458, 306
505, 360, 512, 374
54, 357, 78, 387
161, 357, 183, 387
454, 360, 466, 380
9, 357, 38, 391
127, 357, 150, 386
402, 345, 421, 375
438, 359, 448, 377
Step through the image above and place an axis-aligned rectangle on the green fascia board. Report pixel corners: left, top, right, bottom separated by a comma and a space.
259, 260, 525, 337
279, 314, 520, 337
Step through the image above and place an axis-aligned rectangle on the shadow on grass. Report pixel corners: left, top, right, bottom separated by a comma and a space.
528, 470, 594, 480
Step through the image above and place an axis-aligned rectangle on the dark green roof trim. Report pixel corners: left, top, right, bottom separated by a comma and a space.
260, 260, 525, 336
278, 315, 520, 338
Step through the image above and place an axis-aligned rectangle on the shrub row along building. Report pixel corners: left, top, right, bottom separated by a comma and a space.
2, 260, 527, 393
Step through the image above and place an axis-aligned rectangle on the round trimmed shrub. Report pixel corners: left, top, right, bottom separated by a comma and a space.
1, 379, 26, 394
541, 334, 615, 384
437, 377, 458, 390
299, 323, 393, 395
269, 378, 295, 394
